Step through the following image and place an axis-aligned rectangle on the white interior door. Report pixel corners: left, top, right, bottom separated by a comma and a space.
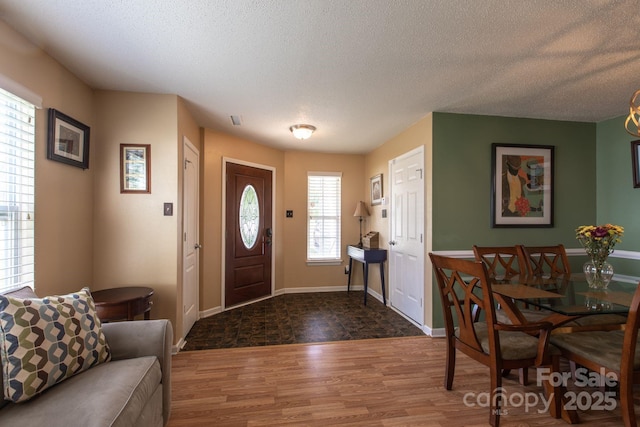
182, 137, 199, 339
389, 146, 424, 325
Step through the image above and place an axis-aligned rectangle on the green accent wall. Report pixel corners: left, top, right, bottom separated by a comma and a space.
430, 112, 598, 328
432, 112, 597, 250
596, 115, 640, 277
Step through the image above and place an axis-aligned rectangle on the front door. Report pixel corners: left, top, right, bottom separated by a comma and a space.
225, 162, 273, 307
389, 146, 424, 325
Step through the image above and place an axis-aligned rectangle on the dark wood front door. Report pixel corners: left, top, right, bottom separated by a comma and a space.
225, 162, 273, 307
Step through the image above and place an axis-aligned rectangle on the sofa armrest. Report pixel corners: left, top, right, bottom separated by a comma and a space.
102, 319, 173, 425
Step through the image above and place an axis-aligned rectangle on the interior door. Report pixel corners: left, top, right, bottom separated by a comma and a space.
225, 162, 273, 307
182, 137, 200, 338
389, 147, 424, 325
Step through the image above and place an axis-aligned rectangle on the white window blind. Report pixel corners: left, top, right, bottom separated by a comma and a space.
0, 87, 35, 292
307, 172, 341, 261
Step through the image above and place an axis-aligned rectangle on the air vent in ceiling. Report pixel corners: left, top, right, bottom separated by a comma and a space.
230, 115, 242, 126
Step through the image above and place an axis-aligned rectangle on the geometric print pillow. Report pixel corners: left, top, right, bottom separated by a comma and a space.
0, 287, 111, 402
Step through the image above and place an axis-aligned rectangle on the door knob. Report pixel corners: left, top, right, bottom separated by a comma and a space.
194, 243, 202, 249
389, 240, 397, 246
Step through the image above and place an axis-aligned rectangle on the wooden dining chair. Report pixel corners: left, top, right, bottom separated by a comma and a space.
519, 244, 571, 277
549, 283, 640, 427
472, 245, 528, 281
521, 244, 625, 328
429, 253, 561, 427
474, 244, 550, 385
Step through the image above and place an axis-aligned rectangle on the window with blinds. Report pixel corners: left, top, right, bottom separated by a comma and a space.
0, 87, 35, 292
307, 172, 341, 262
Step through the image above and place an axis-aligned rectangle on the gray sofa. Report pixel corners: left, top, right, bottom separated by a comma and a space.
0, 286, 173, 427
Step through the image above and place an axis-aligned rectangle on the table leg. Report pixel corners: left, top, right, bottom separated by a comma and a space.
363, 262, 369, 305
347, 257, 354, 292
380, 261, 386, 305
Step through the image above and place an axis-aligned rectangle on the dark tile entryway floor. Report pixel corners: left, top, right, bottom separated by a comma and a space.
182, 291, 424, 351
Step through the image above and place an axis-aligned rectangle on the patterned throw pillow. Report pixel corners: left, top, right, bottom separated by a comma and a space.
0, 287, 111, 402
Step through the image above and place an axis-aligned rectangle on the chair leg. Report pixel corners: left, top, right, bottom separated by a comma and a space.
500, 368, 528, 385
519, 367, 529, 386
444, 338, 456, 390
489, 365, 502, 427
619, 377, 637, 427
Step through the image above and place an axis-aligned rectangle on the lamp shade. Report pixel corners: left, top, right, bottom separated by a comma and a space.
353, 201, 370, 217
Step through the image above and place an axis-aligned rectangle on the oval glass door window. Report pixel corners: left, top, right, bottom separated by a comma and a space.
239, 184, 259, 249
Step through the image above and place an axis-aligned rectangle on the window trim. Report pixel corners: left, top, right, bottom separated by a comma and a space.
307, 171, 342, 264
0, 85, 36, 293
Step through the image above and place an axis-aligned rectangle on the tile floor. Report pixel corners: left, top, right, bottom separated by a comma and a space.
182, 291, 424, 351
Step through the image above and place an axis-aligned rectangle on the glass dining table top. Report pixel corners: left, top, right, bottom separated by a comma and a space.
491, 274, 638, 316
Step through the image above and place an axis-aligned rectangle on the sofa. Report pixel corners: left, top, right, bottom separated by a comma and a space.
0, 286, 173, 427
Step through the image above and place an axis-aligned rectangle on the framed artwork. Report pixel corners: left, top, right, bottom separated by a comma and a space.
632, 141, 640, 188
491, 143, 554, 228
370, 174, 383, 205
120, 144, 151, 193
47, 109, 90, 169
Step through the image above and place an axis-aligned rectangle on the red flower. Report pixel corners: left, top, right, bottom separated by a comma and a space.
515, 197, 530, 217
592, 227, 608, 238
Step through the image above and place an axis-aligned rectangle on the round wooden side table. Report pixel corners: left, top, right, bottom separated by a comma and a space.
91, 286, 154, 322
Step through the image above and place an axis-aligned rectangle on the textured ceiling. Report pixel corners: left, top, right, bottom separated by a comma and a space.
1, 0, 639, 153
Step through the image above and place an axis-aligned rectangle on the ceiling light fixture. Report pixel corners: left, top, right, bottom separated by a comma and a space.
289, 124, 316, 140
625, 89, 640, 137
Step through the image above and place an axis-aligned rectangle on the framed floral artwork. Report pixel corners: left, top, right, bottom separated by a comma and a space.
120, 144, 151, 193
491, 143, 554, 228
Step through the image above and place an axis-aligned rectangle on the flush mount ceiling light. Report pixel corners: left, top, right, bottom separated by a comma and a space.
625, 89, 640, 137
289, 124, 316, 140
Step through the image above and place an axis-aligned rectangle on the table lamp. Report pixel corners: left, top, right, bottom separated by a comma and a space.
353, 201, 370, 248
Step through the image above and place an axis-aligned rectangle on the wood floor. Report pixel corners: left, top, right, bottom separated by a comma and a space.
168, 335, 635, 426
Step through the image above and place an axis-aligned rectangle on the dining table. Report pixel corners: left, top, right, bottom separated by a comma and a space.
491, 274, 635, 331
491, 274, 637, 424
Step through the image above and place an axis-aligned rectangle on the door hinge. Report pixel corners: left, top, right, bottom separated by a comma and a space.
420, 234, 423, 243
416, 168, 423, 179
184, 232, 187, 242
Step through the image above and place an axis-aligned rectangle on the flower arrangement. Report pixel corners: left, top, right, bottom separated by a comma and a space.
575, 224, 624, 259
575, 224, 624, 288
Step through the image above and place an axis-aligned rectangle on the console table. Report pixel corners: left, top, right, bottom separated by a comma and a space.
92, 286, 154, 322
347, 245, 387, 305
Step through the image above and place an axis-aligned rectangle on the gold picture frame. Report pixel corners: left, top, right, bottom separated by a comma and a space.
120, 144, 151, 193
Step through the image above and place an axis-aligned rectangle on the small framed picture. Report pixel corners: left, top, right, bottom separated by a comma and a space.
120, 144, 151, 193
491, 143, 554, 228
47, 109, 90, 169
370, 174, 383, 205
632, 141, 640, 188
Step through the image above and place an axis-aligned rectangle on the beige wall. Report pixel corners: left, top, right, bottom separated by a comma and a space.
283, 151, 366, 290
0, 18, 434, 337
0, 21, 95, 296
364, 114, 433, 327
92, 91, 180, 332
200, 131, 368, 313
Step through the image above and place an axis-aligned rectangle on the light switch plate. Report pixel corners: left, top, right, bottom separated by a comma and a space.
164, 203, 173, 216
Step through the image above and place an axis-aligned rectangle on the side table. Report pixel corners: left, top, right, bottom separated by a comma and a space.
347, 245, 387, 305
92, 286, 154, 322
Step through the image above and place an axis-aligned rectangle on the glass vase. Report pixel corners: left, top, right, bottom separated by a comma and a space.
583, 259, 614, 289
